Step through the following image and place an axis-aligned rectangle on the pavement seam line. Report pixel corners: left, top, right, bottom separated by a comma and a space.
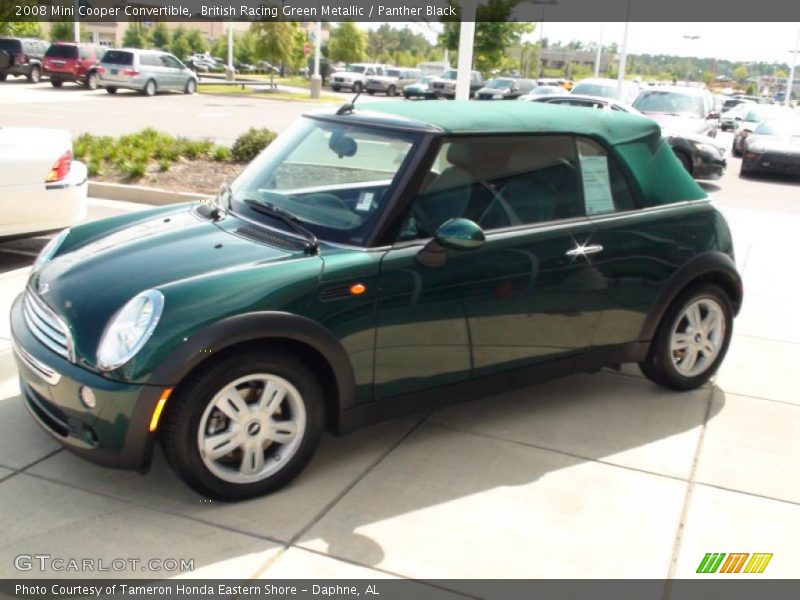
716, 389, 800, 408
21, 470, 289, 547
694, 481, 800, 507
663, 385, 715, 596
16, 447, 64, 474
429, 421, 690, 484
286, 412, 432, 548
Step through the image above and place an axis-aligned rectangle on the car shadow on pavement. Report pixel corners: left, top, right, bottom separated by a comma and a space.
0, 340, 725, 577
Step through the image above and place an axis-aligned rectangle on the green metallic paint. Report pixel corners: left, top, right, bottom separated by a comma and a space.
435, 218, 486, 250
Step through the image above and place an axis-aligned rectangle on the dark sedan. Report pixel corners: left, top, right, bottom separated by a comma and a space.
533, 94, 726, 180
740, 117, 800, 177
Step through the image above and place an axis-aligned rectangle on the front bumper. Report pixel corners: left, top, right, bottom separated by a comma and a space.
693, 152, 727, 180
11, 293, 164, 471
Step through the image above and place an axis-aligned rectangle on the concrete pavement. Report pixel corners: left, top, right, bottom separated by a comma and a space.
0, 135, 797, 584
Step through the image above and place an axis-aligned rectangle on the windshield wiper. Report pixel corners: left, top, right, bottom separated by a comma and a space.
242, 198, 319, 255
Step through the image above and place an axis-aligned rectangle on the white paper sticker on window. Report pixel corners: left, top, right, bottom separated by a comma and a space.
355, 191, 374, 212
579, 155, 615, 215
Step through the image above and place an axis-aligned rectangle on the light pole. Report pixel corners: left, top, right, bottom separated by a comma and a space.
310, 22, 322, 100
594, 22, 604, 78
787, 28, 799, 107
533, 0, 557, 80
616, 0, 632, 100
455, 0, 477, 101
682, 35, 700, 82
73, 0, 80, 42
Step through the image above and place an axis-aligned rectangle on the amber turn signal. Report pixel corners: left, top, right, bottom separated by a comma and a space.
350, 283, 366, 296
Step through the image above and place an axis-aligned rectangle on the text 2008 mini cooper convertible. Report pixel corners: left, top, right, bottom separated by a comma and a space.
12, 102, 742, 500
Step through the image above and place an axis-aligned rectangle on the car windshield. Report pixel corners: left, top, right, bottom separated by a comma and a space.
45, 45, 78, 59
386, 69, 402, 77
532, 86, 559, 95
102, 50, 134, 65
349, 65, 367, 73
0, 39, 22, 53
754, 118, 800, 136
743, 106, 789, 123
571, 83, 616, 98
633, 91, 705, 118
230, 118, 418, 246
441, 70, 458, 80
417, 76, 434, 84
486, 79, 515, 89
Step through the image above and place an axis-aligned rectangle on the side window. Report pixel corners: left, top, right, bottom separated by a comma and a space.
161, 54, 182, 69
398, 135, 582, 241
575, 137, 636, 214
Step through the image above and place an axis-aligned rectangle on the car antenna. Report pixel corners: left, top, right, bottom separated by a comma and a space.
336, 90, 362, 115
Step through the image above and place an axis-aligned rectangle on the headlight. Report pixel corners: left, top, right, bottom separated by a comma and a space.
32, 229, 70, 272
691, 141, 724, 156
96, 290, 164, 371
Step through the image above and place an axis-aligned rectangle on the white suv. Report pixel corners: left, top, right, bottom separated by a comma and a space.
330, 63, 386, 93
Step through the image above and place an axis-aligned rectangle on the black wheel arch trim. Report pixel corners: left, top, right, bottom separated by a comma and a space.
147, 311, 356, 426
639, 251, 742, 342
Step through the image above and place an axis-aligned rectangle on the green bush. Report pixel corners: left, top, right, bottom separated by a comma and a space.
212, 145, 232, 162
125, 161, 147, 180
158, 159, 171, 172
231, 127, 276, 162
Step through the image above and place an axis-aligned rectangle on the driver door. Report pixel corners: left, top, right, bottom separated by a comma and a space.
373, 135, 604, 400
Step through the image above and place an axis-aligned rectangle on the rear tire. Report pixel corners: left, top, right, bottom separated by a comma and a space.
27, 66, 40, 83
50, 79, 63, 88
161, 349, 325, 501
105, 86, 117, 94
639, 284, 733, 391
0, 74, 7, 82
142, 79, 156, 96
731, 142, 742, 158
353, 81, 363, 94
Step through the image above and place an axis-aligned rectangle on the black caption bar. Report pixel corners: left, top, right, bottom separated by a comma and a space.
3, 0, 800, 23
2, 580, 800, 600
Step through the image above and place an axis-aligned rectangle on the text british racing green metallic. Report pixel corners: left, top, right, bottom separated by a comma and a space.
12, 101, 742, 500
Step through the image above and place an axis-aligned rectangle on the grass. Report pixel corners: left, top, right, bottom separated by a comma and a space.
198, 83, 341, 103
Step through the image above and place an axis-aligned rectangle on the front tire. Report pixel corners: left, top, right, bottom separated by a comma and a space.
50, 79, 63, 88
105, 86, 117, 94
85, 72, 98, 90
162, 350, 325, 501
184, 78, 196, 95
639, 284, 733, 390
353, 81, 363, 94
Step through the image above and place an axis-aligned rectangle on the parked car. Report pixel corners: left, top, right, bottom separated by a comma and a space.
720, 101, 754, 131
571, 77, 640, 104
12, 100, 741, 500
98, 49, 198, 96
365, 67, 422, 96
533, 94, 727, 180
330, 63, 386, 93
633, 86, 720, 138
402, 75, 436, 99
43, 42, 106, 90
517, 85, 565, 100
475, 77, 536, 100
0, 127, 87, 237
429, 68, 484, 99
0, 37, 49, 83
731, 104, 792, 156
739, 117, 800, 177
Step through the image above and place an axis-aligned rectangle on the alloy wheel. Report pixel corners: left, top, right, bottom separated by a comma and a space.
670, 298, 726, 378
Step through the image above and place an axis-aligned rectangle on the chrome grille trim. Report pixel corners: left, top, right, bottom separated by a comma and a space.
23, 289, 74, 362
12, 337, 61, 385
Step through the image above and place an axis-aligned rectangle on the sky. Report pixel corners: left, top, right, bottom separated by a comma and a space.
364, 22, 800, 65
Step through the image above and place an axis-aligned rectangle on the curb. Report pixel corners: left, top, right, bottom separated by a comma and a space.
88, 181, 211, 206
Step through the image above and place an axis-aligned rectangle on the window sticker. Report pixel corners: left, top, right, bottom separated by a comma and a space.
355, 191, 374, 212
579, 155, 615, 215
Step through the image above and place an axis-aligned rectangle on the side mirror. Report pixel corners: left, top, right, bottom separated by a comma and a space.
434, 218, 486, 251
707, 112, 720, 119
734, 116, 743, 121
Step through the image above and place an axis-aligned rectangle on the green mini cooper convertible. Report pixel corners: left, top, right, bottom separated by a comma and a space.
12, 101, 742, 500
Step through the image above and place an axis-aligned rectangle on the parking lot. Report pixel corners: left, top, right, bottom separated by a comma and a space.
0, 79, 798, 584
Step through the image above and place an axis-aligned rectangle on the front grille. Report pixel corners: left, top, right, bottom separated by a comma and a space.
432, 82, 444, 90
333, 76, 344, 83
22, 289, 73, 361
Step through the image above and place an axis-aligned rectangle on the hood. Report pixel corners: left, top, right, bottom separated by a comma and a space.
0, 127, 72, 187
31, 206, 319, 356
644, 113, 709, 135
478, 87, 510, 95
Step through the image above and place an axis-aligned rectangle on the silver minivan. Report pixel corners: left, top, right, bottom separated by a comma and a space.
98, 48, 197, 96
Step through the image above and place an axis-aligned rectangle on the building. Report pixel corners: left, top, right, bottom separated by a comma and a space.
539, 49, 617, 74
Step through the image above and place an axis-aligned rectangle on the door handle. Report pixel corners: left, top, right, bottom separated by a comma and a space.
566, 244, 604, 257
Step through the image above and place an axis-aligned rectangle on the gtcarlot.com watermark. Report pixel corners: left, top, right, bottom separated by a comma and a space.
14, 554, 194, 573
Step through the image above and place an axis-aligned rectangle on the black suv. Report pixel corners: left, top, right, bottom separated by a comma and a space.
0, 37, 50, 83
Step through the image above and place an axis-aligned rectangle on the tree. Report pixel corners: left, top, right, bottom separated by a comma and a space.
439, 1, 533, 74
0, 0, 41, 37
251, 21, 299, 83
122, 24, 150, 49
328, 22, 366, 64
732, 65, 749, 83
150, 22, 171, 51
170, 32, 191, 61
185, 29, 208, 54
49, 22, 86, 42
